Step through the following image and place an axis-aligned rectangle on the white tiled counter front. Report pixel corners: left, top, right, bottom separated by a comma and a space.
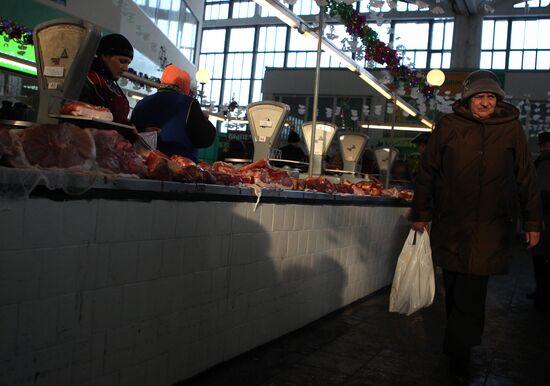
0, 192, 410, 386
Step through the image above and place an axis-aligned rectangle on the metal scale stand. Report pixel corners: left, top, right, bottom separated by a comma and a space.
338, 132, 369, 178
301, 121, 337, 176
246, 101, 290, 163
33, 18, 100, 124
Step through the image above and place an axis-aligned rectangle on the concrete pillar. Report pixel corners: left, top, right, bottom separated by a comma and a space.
450, 14, 483, 70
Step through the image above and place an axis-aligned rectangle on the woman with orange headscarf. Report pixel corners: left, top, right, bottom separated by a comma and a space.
131, 64, 216, 162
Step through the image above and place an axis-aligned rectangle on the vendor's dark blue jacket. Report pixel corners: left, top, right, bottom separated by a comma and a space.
131, 87, 216, 161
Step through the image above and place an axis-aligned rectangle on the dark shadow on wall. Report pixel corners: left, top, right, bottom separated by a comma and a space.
169, 200, 346, 386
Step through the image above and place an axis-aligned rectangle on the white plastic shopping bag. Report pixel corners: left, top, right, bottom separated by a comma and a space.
389, 229, 435, 316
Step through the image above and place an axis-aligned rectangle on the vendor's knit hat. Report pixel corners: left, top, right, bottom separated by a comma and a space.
97, 34, 134, 59
462, 70, 505, 101
161, 64, 191, 95
287, 131, 300, 143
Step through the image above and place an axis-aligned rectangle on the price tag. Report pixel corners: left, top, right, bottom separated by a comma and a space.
44, 66, 64, 77
258, 136, 267, 142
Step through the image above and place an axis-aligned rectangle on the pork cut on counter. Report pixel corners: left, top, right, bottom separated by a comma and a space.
90, 129, 146, 175
61, 100, 114, 121
22, 123, 96, 170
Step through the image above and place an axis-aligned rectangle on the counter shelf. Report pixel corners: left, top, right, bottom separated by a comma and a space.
49, 114, 138, 140
0, 166, 410, 207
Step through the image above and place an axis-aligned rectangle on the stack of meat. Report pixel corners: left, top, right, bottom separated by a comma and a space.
145, 150, 216, 183
0, 123, 413, 200
0, 123, 145, 176
198, 159, 294, 190
61, 100, 114, 121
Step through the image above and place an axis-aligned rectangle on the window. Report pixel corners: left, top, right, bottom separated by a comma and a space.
292, 0, 320, 16
513, 0, 550, 8
394, 22, 430, 68
199, 29, 227, 107
359, 1, 430, 13
223, 28, 255, 106
232, 0, 256, 19
205, 0, 230, 20
429, 20, 453, 69
133, 0, 198, 62
253, 26, 287, 102
481, 18, 550, 70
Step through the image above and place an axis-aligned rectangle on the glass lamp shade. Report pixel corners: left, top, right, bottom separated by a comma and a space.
195, 69, 211, 85
426, 69, 445, 87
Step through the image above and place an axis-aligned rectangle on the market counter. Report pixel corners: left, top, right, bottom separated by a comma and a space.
0, 168, 410, 386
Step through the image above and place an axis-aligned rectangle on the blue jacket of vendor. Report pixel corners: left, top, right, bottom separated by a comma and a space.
131, 88, 197, 161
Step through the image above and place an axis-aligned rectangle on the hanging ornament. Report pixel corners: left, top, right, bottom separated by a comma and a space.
326, 25, 338, 40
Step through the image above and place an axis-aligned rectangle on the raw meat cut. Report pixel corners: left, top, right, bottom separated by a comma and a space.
61, 100, 113, 121
22, 123, 96, 170
89, 129, 146, 175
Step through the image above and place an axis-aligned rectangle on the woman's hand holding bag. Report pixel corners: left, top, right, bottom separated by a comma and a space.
389, 229, 435, 316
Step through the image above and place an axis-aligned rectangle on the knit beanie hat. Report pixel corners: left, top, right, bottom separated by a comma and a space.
287, 131, 300, 143
161, 64, 191, 95
462, 70, 505, 101
97, 34, 134, 59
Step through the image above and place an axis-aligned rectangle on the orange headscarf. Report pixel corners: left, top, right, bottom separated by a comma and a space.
161, 64, 191, 95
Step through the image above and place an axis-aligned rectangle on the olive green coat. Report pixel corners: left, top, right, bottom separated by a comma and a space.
410, 100, 542, 275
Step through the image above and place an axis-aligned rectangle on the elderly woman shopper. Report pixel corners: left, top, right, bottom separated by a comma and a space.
410, 70, 542, 384
80, 33, 133, 124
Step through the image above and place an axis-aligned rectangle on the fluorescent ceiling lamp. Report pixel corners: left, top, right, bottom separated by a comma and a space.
395, 99, 418, 117
0, 57, 37, 76
421, 118, 434, 128
319, 40, 358, 72
361, 123, 432, 132
254, 0, 429, 128
254, 0, 298, 28
358, 73, 392, 100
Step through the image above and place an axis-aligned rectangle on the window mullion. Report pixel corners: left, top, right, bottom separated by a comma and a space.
249, 26, 260, 104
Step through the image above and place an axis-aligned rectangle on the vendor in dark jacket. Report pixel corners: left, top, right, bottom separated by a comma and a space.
80, 34, 133, 124
131, 64, 216, 162
279, 131, 307, 162
531, 131, 550, 311
410, 70, 542, 383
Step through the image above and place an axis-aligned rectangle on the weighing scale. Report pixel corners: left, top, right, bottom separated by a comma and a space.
301, 121, 337, 176
338, 132, 369, 177
374, 147, 399, 187
246, 101, 290, 163
33, 18, 101, 123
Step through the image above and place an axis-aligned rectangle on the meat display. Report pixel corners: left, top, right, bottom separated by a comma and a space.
61, 101, 114, 121
22, 123, 96, 170
0, 123, 414, 201
0, 129, 30, 168
90, 129, 146, 175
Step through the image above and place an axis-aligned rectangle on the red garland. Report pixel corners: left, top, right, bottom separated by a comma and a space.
326, 1, 434, 98
0, 17, 33, 47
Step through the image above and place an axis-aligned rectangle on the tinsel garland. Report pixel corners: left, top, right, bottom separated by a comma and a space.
325, 0, 435, 99
0, 17, 33, 47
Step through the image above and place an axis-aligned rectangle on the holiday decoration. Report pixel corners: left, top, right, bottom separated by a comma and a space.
0, 17, 33, 48
324, 0, 435, 98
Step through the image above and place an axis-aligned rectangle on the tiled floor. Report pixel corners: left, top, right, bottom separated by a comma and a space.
178, 245, 550, 386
